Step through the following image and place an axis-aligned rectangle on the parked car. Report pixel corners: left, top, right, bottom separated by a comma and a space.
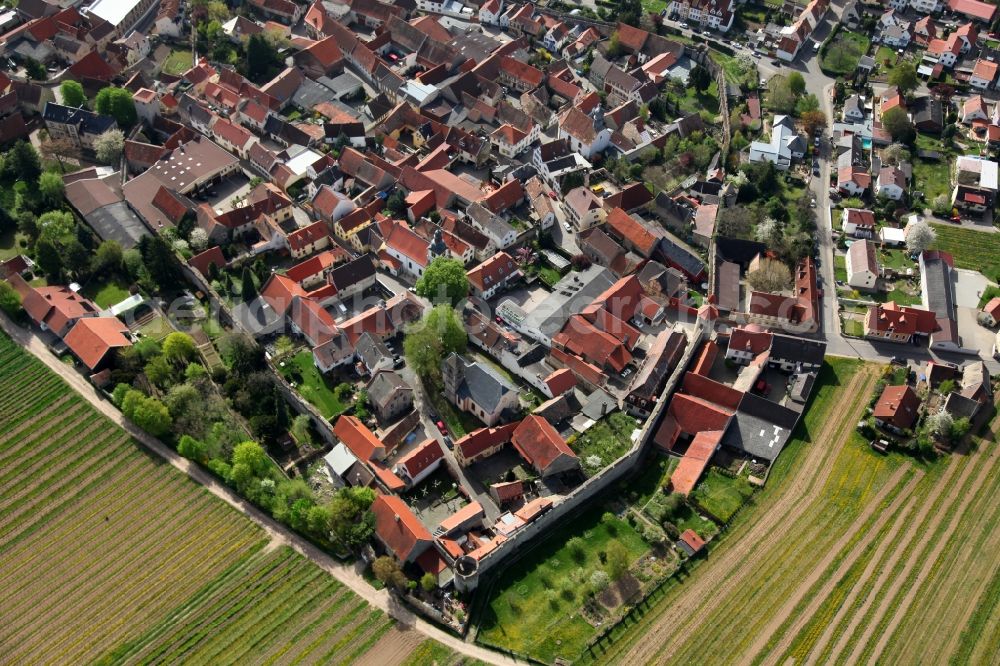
890, 356, 906, 366
443, 435, 453, 449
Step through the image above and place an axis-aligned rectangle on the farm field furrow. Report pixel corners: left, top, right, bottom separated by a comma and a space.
0, 332, 439, 666
588, 361, 1000, 666
797, 452, 962, 664
599, 364, 878, 665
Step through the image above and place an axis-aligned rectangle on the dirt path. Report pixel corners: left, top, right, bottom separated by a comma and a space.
602, 366, 877, 666
0, 313, 514, 666
745, 464, 918, 662
844, 435, 999, 665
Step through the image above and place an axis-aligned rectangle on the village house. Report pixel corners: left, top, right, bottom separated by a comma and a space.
442, 352, 520, 426
873, 384, 921, 433
846, 239, 879, 291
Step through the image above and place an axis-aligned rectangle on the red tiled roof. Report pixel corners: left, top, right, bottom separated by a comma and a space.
260, 274, 306, 315
290, 296, 338, 345
188, 246, 226, 276
455, 422, 518, 461
21, 284, 99, 335
332, 414, 386, 461
973, 58, 999, 81
679, 528, 706, 553
490, 480, 525, 503
63, 317, 131, 370
948, 0, 996, 22
372, 494, 432, 562
511, 415, 577, 473
873, 384, 921, 429
543, 368, 576, 397
844, 208, 876, 228
553, 314, 633, 372
983, 296, 1000, 319
728, 327, 773, 356
287, 221, 330, 253
670, 429, 722, 494
124, 140, 169, 167
384, 221, 430, 268
437, 501, 483, 534
481, 180, 525, 215
395, 438, 443, 479
152, 186, 189, 224
68, 50, 118, 82
285, 249, 341, 284
605, 207, 659, 256
682, 371, 744, 411
467, 251, 517, 293
865, 301, 939, 337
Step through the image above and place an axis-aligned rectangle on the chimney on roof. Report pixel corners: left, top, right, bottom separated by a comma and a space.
394, 514, 400, 522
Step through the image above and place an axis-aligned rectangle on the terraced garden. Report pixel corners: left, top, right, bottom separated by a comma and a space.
586, 359, 1000, 665
0, 332, 438, 665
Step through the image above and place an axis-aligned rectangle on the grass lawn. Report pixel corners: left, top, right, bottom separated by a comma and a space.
572, 412, 639, 476
690, 468, 756, 523
0, 227, 28, 261
641, 0, 667, 13
135, 313, 172, 341
874, 286, 922, 306
930, 223, 1000, 281
912, 156, 952, 201
678, 81, 721, 119
477, 506, 650, 664
80, 275, 132, 309
874, 45, 898, 68
843, 318, 864, 336
631, 454, 678, 507
878, 248, 916, 272
277, 350, 350, 419
425, 387, 480, 438
978, 284, 1000, 309
834, 255, 847, 282
162, 49, 193, 76
821, 31, 870, 76
538, 266, 561, 287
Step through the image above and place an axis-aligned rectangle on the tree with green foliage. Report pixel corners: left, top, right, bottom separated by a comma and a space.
403, 305, 467, 383
121, 389, 172, 436
328, 485, 377, 548
384, 189, 406, 216
139, 233, 180, 289
787, 71, 806, 95
94, 87, 137, 128
4, 139, 41, 182
38, 171, 64, 209
766, 75, 796, 115
177, 434, 209, 462
888, 62, 918, 95
415, 257, 469, 305
24, 57, 46, 81
34, 237, 62, 281
229, 440, 269, 491
795, 94, 820, 116
882, 106, 914, 143
245, 32, 282, 82
420, 572, 438, 592
372, 555, 407, 589
689, 64, 711, 93
290, 414, 313, 446
163, 332, 197, 365
60, 80, 86, 107
94, 129, 125, 165
91, 239, 123, 274
606, 541, 630, 580
0, 279, 21, 315
240, 266, 257, 302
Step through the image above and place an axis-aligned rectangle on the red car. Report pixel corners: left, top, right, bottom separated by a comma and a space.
548, 191, 557, 199
436, 420, 446, 433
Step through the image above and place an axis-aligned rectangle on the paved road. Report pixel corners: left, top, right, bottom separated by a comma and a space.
0, 311, 514, 666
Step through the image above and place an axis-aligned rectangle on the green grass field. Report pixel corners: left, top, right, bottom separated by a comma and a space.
476, 505, 650, 663
912, 157, 953, 202
277, 350, 349, 419
80, 275, 132, 309
572, 412, 639, 476
586, 358, 1000, 666
930, 223, 1000, 282
821, 31, 870, 76
691, 468, 755, 523
162, 49, 193, 76
0, 331, 440, 664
